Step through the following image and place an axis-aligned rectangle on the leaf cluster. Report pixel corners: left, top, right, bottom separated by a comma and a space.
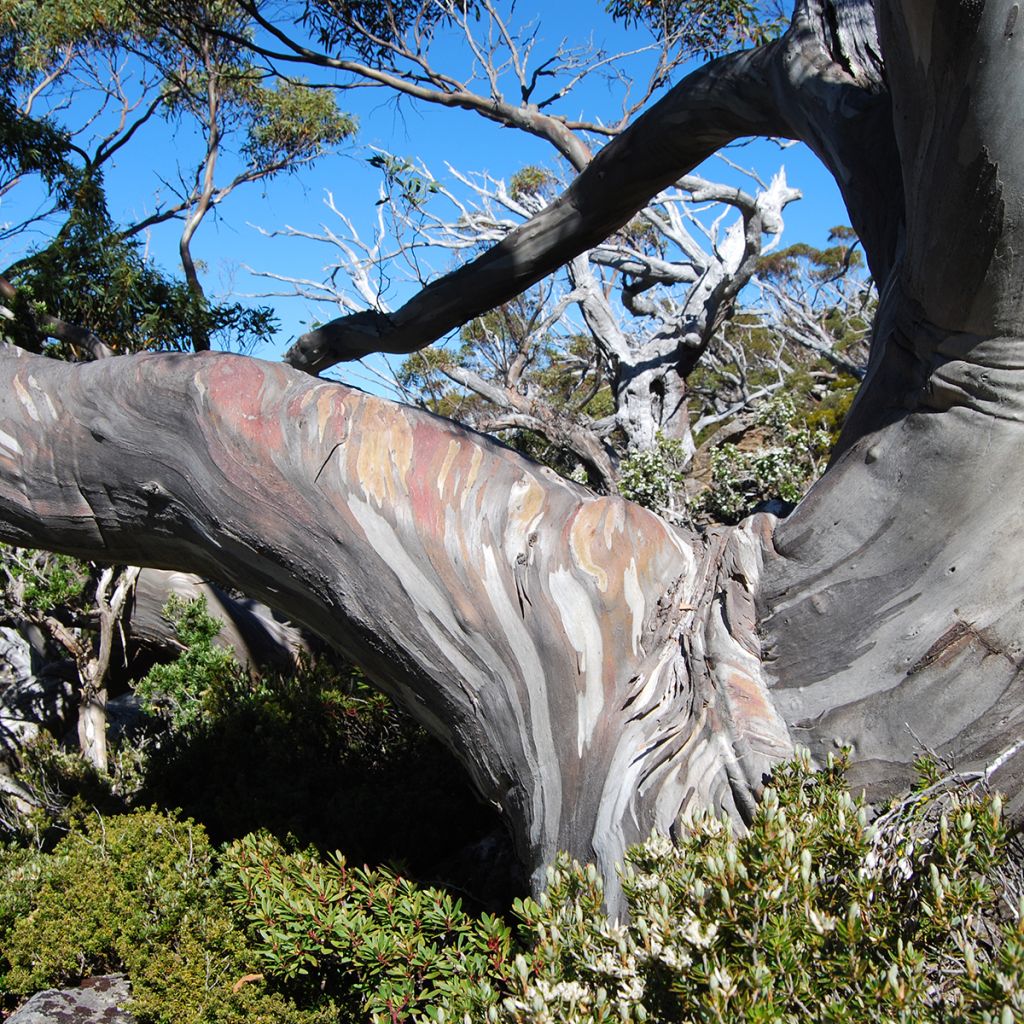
0, 548, 91, 616
222, 831, 511, 1021
618, 433, 687, 513
604, 0, 787, 57
133, 595, 245, 730
299, 0, 471, 66
693, 394, 830, 523
3, 183, 278, 355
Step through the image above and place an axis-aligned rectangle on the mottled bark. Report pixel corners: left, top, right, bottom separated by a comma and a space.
3, 0, 1024, 908
0, 348, 789, 908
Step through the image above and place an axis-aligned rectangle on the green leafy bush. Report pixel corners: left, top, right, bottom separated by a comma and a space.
222, 831, 511, 1022
134, 595, 244, 730
693, 396, 830, 523
139, 651, 507, 883
618, 433, 688, 514
2, 756, 1021, 1024
0, 809, 334, 1022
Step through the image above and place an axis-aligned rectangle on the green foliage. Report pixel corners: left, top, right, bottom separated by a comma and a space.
139, 653, 507, 883
0, 548, 90, 614
605, 0, 787, 56
241, 78, 355, 170
222, 831, 510, 1021
369, 151, 441, 208
509, 166, 557, 203
0, 0, 350, 356
501, 753, 1022, 1023
1, 758, 1022, 1023
693, 395, 830, 523
618, 433, 687, 514
757, 229, 864, 287
134, 595, 243, 730
0, 810, 335, 1022
803, 373, 860, 450
0, 733, 127, 846
299, 0, 468, 66
3, 179, 278, 356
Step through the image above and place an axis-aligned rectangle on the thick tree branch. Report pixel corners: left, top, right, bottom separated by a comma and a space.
286, 0, 897, 376
0, 347, 790, 907
284, 39, 791, 372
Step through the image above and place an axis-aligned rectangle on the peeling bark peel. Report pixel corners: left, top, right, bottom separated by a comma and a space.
0, 348, 791, 907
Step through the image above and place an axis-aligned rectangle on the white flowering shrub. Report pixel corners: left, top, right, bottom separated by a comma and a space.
500, 751, 1024, 1024
694, 396, 831, 523
618, 434, 687, 515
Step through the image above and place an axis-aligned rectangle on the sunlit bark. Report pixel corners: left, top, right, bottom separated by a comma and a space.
3, 0, 1024, 905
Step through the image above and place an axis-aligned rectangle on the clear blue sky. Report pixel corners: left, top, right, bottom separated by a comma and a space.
3, 1, 847, 380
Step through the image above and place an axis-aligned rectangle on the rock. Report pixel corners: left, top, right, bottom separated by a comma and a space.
7, 975, 134, 1023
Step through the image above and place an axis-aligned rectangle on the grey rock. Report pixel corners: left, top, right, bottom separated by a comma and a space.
7, 975, 134, 1023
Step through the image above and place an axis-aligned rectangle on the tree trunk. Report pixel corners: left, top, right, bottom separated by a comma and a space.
76, 678, 108, 775
131, 568, 308, 669
0, 347, 792, 910
1, 0, 1023, 911
759, 0, 1024, 811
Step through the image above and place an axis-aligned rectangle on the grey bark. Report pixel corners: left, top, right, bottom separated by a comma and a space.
0, 348, 789, 910
131, 568, 307, 669
0, 0, 1022, 907
759, 0, 1024, 811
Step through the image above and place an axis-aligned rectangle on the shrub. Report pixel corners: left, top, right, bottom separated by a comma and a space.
134, 595, 244, 731
2, 756, 1021, 1024
139, 653, 508, 885
217, 753, 1024, 1023
221, 831, 511, 1022
693, 396, 830, 523
0, 809, 334, 1022
501, 752, 1022, 1023
618, 434, 687, 515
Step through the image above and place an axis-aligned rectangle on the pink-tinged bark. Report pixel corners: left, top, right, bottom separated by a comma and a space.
8, 0, 1024, 913
0, 347, 790, 907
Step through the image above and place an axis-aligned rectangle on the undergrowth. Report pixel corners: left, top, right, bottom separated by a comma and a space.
0, 752, 1021, 1023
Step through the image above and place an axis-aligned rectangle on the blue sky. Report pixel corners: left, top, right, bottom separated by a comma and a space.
2, 1, 848, 380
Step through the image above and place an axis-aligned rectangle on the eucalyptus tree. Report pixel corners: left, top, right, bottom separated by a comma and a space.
0, 0, 353, 356
1, 0, 1019, 914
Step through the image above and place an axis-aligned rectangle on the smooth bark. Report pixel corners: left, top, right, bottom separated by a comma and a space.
3, 0, 1024, 903
0, 347, 789, 906
759, 0, 1024, 810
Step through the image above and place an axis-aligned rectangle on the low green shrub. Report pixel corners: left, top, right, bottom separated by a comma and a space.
216, 753, 1024, 1023
221, 831, 511, 1021
1, 756, 1021, 1024
0, 809, 334, 1022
